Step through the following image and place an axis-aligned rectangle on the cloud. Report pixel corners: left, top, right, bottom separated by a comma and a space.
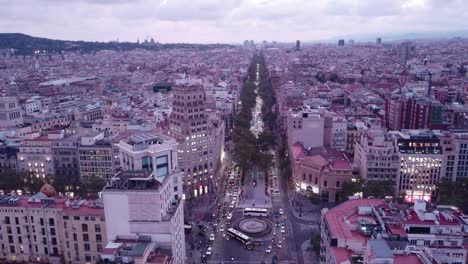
0, 0, 468, 43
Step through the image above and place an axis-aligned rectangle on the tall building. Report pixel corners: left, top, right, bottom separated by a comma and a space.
168, 84, 224, 198
397, 41, 414, 62
0, 97, 23, 127
376, 37, 382, 44
296, 40, 300, 51
0, 187, 106, 264
338, 39, 345, 46
102, 132, 185, 264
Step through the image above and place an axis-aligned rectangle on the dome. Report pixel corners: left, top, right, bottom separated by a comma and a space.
40, 183, 56, 197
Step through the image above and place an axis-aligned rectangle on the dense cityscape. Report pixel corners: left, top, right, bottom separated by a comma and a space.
1, 2, 468, 264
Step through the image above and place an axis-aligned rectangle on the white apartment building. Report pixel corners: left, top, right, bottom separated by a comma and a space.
354, 131, 400, 185
287, 108, 324, 150
102, 132, 185, 264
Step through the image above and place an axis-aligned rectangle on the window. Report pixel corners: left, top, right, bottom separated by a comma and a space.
83, 234, 89, 242
82, 224, 88, 232
95, 224, 101, 233
73, 233, 77, 241
84, 243, 90, 251
142, 156, 153, 171
49, 218, 54, 226
324, 180, 327, 187
156, 155, 169, 178
4, 216, 10, 225
96, 234, 102, 242
336, 181, 340, 188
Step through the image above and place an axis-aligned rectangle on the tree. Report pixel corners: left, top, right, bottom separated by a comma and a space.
437, 178, 468, 212
77, 176, 106, 199
363, 180, 395, 199
310, 233, 321, 254
339, 178, 364, 202
0, 170, 28, 193
257, 129, 275, 152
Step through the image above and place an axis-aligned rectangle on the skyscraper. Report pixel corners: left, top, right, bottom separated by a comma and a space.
296, 40, 300, 51
169, 84, 224, 198
338, 39, 345, 46
376, 37, 382, 44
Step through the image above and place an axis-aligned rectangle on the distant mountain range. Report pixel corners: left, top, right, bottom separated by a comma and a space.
0, 33, 233, 55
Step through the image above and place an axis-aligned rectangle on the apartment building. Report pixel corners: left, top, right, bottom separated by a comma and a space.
287, 108, 325, 150
78, 132, 117, 181
17, 131, 64, 178
102, 132, 185, 263
320, 198, 467, 264
0, 186, 106, 264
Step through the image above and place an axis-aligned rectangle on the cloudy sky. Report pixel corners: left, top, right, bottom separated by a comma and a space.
0, 0, 467, 43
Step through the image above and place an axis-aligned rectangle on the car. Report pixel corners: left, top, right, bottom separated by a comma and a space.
266, 246, 272, 253
277, 243, 282, 248
279, 208, 284, 215
245, 244, 254, 250
230, 201, 236, 208
232, 196, 237, 201
253, 241, 263, 246
227, 213, 233, 220
210, 234, 215, 241
219, 225, 225, 232
206, 247, 212, 256
280, 226, 285, 233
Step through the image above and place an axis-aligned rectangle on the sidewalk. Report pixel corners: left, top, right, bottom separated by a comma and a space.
301, 240, 318, 264
287, 191, 321, 222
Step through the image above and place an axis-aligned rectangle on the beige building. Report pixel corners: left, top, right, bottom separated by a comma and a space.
17, 131, 65, 178
168, 84, 225, 198
0, 185, 106, 264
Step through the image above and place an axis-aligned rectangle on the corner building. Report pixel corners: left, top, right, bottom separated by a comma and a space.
168, 84, 224, 198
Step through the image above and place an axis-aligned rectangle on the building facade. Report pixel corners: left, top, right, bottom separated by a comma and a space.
0, 189, 106, 264
168, 84, 224, 198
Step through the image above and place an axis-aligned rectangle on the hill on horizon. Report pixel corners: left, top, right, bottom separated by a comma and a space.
0, 33, 233, 55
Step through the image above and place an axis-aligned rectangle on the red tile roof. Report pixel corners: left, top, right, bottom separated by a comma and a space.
325, 199, 385, 241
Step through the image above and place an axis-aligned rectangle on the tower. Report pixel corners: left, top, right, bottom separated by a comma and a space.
169, 84, 221, 198
296, 40, 301, 51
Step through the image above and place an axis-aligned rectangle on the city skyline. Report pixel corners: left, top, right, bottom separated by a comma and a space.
1, 0, 468, 43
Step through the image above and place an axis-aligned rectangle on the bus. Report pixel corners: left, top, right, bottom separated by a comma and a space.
184, 223, 192, 233
227, 228, 251, 245
244, 207, 268, 217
